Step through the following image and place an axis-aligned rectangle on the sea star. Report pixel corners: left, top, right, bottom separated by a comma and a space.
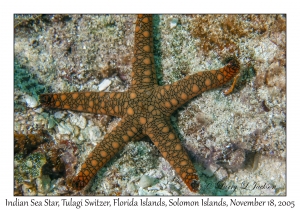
40, 14, 240, 192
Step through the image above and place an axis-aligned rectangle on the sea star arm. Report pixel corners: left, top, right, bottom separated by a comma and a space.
39, 91, 128, 117
146, 118, 199, 192
156, 58, 240, 114
130, 14, 157, 89
72, 115, 145, 190
223, 72, 240, 95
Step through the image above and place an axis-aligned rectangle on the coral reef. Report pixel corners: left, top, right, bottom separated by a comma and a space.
14, 14, 286, 196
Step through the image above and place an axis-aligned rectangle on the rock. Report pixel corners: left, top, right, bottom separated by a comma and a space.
203, 163, 220, 177
77, 134, 85, 142
26, 160, 33, 168
82, 126, 101, 142
36, 175, 51, 194
47, 116, 56, 129
23, 95, 38, 108
54, 111, 65, 119
138, 175, 157, 188
126, 182, 137, 192
170, 18, 178, 29
87, 120, 95, 126
226, 149, 245, 170
98, 79, 112, 91
35, 107, 43, 113
70, 114, 87, 129
58, 122, 74, 135
215, 167, 228, 181
168, 184, 178, 192
14, 122, 21, 132
138, 187, 155, 196
73, 125, 80, 137
148, 185, 161, 191
22, 183, 37, 195
41, 112, 49, 119
156, 190, 172, 196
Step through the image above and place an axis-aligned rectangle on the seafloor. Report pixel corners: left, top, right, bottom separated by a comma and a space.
14, 14, 286, 196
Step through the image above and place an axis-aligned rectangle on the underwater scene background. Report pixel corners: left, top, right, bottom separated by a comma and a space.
14, 14, 286, 196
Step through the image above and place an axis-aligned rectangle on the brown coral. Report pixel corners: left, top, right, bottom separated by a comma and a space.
14, 130, 49, 155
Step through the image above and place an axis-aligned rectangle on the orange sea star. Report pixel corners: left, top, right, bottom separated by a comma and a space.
40, 14, 240, 192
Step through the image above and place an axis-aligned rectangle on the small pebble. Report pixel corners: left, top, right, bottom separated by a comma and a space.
48, 117, 56, 129
58, 122, 74, 135
26, 160, 33, 168
22, 183, 37, 196
148, 186, 161, 191
138, 187, 155, 196
73, 125, 80, 137
14, 122, 21, 132
23, 95, 38, 108
214, 167, 228, 181
35, 107, 44, 113
82, 126, 101, 142
127, 182, 137, 192
155, 190, 172, 196
202, 163, 220, 177
36, 175, 51, 194
98, 79, 112, 91
54, 111, 66, 119
138, 175, 157, 188
170, 18, 178, 29
70, 114, 87, 129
